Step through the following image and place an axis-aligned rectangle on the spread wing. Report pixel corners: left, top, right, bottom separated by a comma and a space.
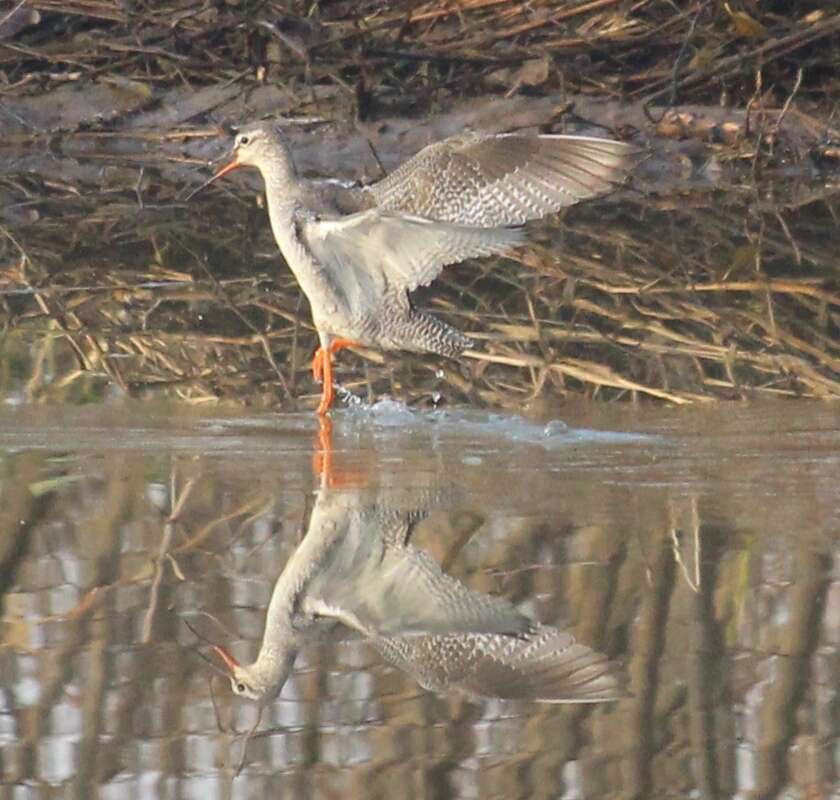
376, 627, 623, 703
301, 209, 524, 295
300, 514, 533, 639
364, 131, 635, 226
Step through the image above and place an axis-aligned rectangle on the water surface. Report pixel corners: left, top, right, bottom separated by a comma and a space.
0, 400, 837, 798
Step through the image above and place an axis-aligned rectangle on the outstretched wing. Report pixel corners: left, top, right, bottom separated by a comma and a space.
376, 627, 624, 703
301, 511, 533, 639
302, 209, 524, 296
364, 131, 635, 226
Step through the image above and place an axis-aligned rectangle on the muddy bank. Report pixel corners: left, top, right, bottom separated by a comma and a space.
1, 2, 839, 408
3, 2, 839, 183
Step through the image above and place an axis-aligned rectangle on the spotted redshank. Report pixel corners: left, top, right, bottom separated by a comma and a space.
201, 122, 634, 413
207, 421, 622, 706
210, 492, 621, 705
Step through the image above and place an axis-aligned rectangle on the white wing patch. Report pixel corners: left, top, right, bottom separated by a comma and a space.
302, 209, 524, 295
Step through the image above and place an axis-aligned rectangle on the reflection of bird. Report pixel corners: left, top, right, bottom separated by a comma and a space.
201, 122, 634, 414
210, 458, 622, 705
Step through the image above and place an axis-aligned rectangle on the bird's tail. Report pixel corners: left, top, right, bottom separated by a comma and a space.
403, 310, 473, 358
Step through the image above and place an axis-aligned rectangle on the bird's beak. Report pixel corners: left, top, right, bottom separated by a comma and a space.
212, 158, 242, 180
183, 156, 242, 201
212, 644, 240, 674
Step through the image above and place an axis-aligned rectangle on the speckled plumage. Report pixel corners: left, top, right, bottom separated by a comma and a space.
212, 122, 634, 363
358, 130, 633, 227
295, 206, 522, 354
220, 479, 623, 705
351, 300, 472, 357
375, 624, 618, 703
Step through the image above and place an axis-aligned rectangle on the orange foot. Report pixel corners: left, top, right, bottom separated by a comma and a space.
311, 338, 359, 416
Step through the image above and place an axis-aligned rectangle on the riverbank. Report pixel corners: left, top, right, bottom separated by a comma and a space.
1, 2, 838, 407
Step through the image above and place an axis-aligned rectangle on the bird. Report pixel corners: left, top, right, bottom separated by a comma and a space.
198, 120, 635, 414
207, 453, 623, 707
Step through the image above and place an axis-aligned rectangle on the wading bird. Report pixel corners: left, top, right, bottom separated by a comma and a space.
208, 484, 622, 711
187, 421, 622, 771
204, 422, 622, 709
197, 122, 634, 414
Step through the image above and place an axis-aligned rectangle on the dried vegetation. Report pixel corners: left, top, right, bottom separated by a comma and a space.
1, 0, 839, 407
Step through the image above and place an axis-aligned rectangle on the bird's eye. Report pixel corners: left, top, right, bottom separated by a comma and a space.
238, 135, 250, 146
236, 682, 246, 693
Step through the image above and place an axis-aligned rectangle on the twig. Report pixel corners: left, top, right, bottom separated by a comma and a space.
667, 1, 706, 108
0, 0, 29, 33
771, 65, 804, 146
640, 13, 840, 102
193, 253, 291, 399
235, 708, 263, 777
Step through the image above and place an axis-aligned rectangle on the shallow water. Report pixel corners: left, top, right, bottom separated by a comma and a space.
0, 399, 838, 799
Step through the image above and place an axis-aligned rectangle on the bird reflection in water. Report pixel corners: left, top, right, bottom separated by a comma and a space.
191, 417, 622, 765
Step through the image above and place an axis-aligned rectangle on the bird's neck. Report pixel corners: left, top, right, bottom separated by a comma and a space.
263, 174, 298, 246
248, 569, 301, 696
248, 490, 341, 693
258, 156, 306, 245
260, 145, 301, 219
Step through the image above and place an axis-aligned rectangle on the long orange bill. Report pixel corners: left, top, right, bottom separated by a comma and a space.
183, 158, 242, 201
183, 617, 237, 679
189, 644, 234, 680
212, 644, 240, 674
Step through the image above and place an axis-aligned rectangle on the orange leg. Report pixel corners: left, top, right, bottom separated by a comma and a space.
311, 338, 359, 416
312, 415, 334, 479
311, 348, 325, 383
312, 413, 366, 489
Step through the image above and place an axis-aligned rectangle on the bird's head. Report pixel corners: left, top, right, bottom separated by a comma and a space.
212, 642, 293, 704
186, 117, 326, 200
212, 122, 287, 180
231, 123, 286, 166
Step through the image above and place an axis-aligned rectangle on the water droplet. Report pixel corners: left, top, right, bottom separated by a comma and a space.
369, 398, 414, 425
542, 420, 569, 438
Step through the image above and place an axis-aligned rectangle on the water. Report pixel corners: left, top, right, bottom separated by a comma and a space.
1, 120, 838, 798
0, 399, 837, 798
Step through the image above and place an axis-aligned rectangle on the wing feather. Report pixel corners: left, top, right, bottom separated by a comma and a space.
302, 209, 524, 294
367, 132, 636, 226
301, 519, 533, 639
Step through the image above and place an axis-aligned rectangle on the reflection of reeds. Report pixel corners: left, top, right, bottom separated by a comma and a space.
2, 184, 838, 408
2, 447, 836, 796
